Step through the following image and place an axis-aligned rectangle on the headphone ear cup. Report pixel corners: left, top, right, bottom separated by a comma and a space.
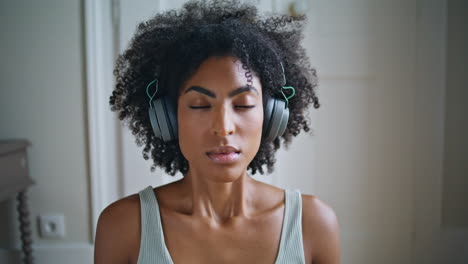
263, 97, 275, 138
164, 97, 178, 140
148, 96, 178, 142
149, 101, 162, 138
263, 97, 290, 142
276, 102, 289, 137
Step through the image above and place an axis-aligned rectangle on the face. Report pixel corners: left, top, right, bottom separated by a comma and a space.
177, 56, 263, 182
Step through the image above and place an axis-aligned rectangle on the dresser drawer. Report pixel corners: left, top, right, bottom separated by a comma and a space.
0, 148, 33, 201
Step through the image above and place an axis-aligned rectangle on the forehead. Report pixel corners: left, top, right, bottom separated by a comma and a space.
180, 56, 262, 96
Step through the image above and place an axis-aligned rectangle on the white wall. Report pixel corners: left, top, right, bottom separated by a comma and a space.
0, 0, 93, 263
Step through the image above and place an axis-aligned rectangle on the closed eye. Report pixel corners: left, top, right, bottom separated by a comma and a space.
189, 105, 256, 109
235, 105, 256, 109
189, 106, 210, 109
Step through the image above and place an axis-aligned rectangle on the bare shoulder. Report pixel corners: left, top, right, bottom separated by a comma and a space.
301, 194, 340, 264
301, 194, 339, 230
94, 193, 141, 264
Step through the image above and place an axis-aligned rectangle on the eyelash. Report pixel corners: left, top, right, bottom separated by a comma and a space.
189, 105, 256, 110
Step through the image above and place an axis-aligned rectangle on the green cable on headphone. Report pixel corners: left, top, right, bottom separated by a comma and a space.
279, 62, 296, 108
146, 79, 159, 107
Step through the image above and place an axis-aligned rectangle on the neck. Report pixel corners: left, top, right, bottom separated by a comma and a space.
180, 169, 256, 225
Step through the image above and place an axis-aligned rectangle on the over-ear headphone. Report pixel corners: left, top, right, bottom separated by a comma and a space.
147, 79, 178, 142
147, 63, 295, 142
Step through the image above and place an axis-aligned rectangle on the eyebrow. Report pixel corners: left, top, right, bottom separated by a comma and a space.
183, 85, 258, 98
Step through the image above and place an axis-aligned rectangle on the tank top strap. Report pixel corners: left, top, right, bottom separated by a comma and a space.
275, 189, 306, 264
137, 186, 174, 264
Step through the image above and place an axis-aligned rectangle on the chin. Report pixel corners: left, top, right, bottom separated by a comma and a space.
209, 165, 247, 182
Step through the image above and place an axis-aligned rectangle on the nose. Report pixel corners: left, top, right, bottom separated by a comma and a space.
210, 105, 235, 137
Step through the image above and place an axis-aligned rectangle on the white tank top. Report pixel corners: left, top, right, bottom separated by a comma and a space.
137, 186, 306, 263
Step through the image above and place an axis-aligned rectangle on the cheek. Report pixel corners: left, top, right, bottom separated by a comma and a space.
242, 107, 264, 132
178, 109, 192, 131
178, 109, 206, 136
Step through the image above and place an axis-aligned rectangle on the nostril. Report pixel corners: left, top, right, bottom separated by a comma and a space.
211, 127, 234, 136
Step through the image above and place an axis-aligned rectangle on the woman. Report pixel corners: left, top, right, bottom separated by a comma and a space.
94, 1, 340, 263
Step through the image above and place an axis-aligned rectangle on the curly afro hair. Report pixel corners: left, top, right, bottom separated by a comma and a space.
110, 0, 320, 176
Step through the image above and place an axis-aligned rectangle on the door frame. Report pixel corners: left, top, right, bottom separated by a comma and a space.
84, 0, 121, 239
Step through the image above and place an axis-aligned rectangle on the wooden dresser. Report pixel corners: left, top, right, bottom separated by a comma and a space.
0, 140, 34, 264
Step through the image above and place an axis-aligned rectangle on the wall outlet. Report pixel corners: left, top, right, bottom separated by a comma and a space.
38, 214, 65, 239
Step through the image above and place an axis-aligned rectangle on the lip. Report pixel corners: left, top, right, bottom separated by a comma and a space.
206, 146, 241, 164
206, 145, 240, 154
206, 152, 240, 164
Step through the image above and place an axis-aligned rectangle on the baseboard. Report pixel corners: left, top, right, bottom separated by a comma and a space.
1, 243, 93, 264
